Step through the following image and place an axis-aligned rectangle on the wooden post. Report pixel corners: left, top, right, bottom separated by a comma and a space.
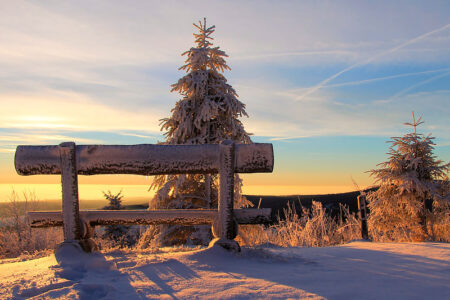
59, 142, 82, 242
211, 140, 240, 251
357, 195, 369, 240
205, 174, 212, 208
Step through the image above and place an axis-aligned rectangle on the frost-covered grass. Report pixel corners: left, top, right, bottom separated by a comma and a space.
1, 192, 448, 260
0, 191, 63, 259
237, 201, 361, 247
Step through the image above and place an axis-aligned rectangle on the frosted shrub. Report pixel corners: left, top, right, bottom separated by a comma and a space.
0, 190, 63, 259
237, 201, 360, 247
367, 113, 449, 242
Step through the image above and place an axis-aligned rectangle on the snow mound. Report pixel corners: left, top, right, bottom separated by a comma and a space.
53, 241, 117, 281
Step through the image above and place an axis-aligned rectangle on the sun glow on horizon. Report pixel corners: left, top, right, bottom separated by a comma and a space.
0, 183, 362, 204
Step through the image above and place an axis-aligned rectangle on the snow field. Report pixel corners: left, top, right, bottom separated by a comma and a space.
0, 241, 448, 299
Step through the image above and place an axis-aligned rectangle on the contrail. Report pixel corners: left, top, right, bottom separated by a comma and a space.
233, 50, 352, 61
325, 68, 450, 88
295, 23, 450, 101
388, 71, 450, 101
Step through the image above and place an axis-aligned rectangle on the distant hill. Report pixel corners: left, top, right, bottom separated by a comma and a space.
245, 187, 378, 221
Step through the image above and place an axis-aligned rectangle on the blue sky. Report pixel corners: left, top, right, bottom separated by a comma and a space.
0, 0, 449, 198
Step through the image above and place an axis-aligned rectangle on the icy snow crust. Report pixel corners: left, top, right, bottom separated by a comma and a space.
1, 242, 449, 299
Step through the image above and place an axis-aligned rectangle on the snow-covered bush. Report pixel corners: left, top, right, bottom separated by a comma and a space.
237, 201, 360, 247
148, 19, 252, 246
367, 113, 449, 242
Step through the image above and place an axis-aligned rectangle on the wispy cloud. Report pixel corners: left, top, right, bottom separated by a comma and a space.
295, 23, 450, 101
1, 2, 449, 143
117, 132, 158, 139
0, 133, 102, 145
0, 93, 164, 133
324, 68, 450, 88
270, 135, 313, 141
241, 82, 450, 140
388, 71, 450, 100
232, 50, 356, 61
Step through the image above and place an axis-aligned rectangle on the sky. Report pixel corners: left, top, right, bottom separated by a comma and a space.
0, 0, 449, 202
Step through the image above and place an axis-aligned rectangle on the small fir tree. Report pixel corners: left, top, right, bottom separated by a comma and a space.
102, 190, 132, 247
149, 18, 252, 246
367, 113, 449, 241
102, 190, 124, 210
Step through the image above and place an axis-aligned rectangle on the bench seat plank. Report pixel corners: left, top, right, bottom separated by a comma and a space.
28, 208, 272, 226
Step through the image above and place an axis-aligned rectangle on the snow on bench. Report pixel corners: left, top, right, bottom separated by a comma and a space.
15, 140, 274, 252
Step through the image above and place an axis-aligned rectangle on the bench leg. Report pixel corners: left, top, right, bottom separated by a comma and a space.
58, 142, 86, 252
211, 140, 240, 251
358, 195, 369, 240
79, 220, 98, 252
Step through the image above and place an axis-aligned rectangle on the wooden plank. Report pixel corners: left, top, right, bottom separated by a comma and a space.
15, 143, 273, 176
27, 208, 272, 227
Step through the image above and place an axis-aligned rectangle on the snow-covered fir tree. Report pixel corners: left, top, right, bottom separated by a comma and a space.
149, 18, 252, 245
367, 113, 449, 241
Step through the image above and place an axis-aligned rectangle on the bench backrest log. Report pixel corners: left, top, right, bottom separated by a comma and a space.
15, 143, 273, 176
15, 141, 274, 252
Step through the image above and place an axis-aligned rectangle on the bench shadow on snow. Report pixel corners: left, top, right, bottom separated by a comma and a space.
178, 243, 449, 299
15, 243, 447, 299
136, 259, 200, 300
44, 244, 140, 300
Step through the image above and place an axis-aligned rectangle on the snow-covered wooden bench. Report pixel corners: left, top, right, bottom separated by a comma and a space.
15, 140, 274, 252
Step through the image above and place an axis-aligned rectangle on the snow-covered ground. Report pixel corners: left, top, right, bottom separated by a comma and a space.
1, 241, 448, 299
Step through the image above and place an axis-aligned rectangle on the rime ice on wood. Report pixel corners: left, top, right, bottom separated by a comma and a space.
216, 141, 236, 239
15, 144, 273, 175
59, 142, 82, 242
16, 141, 274, 252
27, 208, 272, 227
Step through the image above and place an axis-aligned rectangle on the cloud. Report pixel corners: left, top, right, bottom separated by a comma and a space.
1, 0, 449, 145
0, 92, 164, 133
0, 132, 104, 155
324, 68, 450, 88
239, 76, 450, 140
231, 49, 358, 62
117, 132, 159, 139
388, 71, 450, 100
295, 23, 450, 101
0, 133, 102, 145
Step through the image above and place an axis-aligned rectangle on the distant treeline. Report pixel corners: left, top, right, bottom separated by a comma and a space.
245, 187, 378, 221
121, 188, 379, 221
